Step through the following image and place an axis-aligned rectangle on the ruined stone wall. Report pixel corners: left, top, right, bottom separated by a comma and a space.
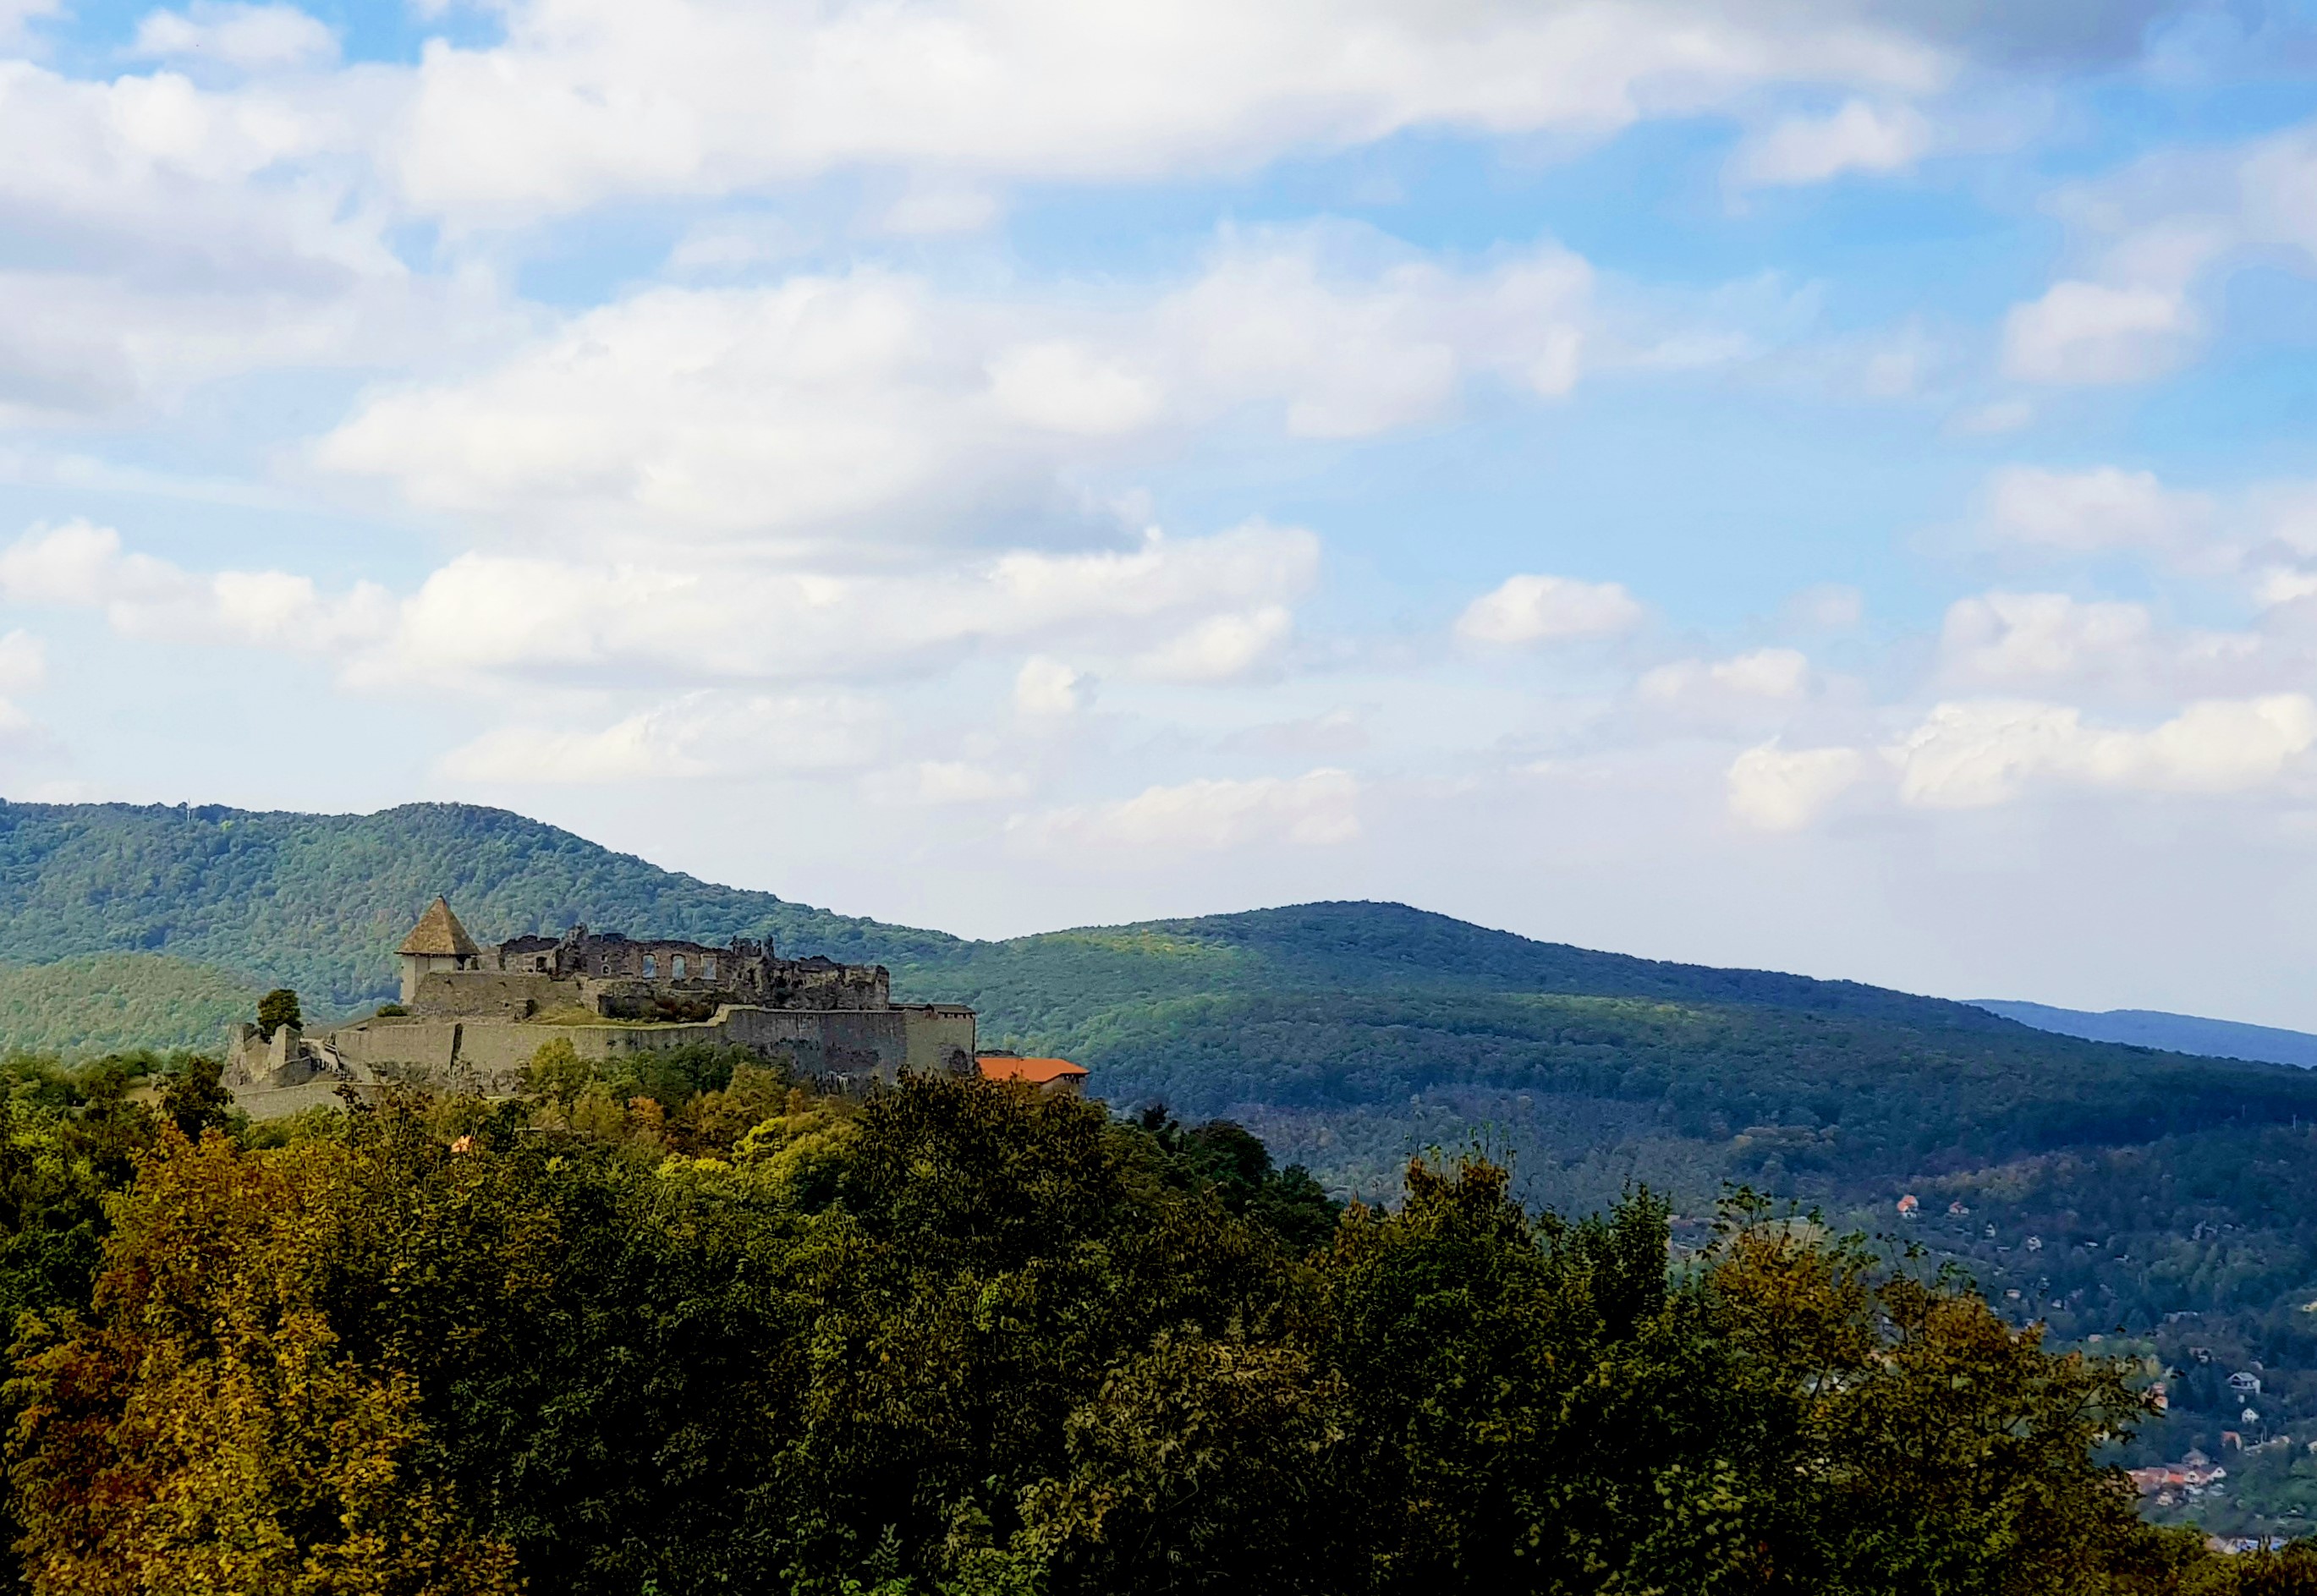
323, 1001, 973, 1095
412, 970, 586, 1019
327, 1015, 733, 1094
765, 960, 890, 1009
492, 930, 772, 989
481, 926, 886, 1010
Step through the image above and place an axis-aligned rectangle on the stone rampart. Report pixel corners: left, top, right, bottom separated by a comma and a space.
320, 1001, 977, 1094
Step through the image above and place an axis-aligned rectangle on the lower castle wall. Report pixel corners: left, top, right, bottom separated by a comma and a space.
321, 1002, 978, 1095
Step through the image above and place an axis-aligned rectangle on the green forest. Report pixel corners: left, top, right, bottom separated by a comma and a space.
13, 799, 2317, 1529
0, 955, 257, 1059
0, 1045, 2307, 1595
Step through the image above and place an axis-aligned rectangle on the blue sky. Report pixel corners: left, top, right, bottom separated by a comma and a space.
6, 0, 2317, 1025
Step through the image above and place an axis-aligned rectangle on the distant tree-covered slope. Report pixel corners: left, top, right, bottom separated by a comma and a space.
1976, 997, 2317, 1069
0, 799, 956, 1012
0, 954, 258, 1058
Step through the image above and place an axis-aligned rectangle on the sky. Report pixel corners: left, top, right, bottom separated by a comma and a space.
6, 1, 2317, 1023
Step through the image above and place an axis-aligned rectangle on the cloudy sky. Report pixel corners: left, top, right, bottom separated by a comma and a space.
6, 0, 2317, 1023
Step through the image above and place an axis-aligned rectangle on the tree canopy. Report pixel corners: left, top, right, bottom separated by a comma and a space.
0, 1053, 2299, 1594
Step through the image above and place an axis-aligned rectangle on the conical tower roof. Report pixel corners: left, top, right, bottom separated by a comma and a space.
398, 897, 480, 957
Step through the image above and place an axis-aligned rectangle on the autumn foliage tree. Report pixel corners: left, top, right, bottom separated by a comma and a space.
0, 1071, 2305, 1595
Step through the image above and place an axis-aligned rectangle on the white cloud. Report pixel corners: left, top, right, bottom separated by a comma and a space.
0, 58, 476, 424
1992, 120, 2317, 390
1639, 647, 1810, 703
131, 3, 338, 71
865, 760, 1031, 806
1021, 767, 1360, 853
371, 522, 1318, 688
1982, 464, 2211, 557
1938, 592, 2158, 686
1222, 706, 1367, 756
2001, 281, 2199, 385
1159, 236, 1592, 434
436, 690, 887, 784
1930, 590, 2262, 699
1456, 573, 1644, 647
10, 518, 1316, 694
382, 0, 1946, 228
439, 719, 689, 785
665, 211, 815, 273
1727, 743, 1864, 831
1781, 583, 1864, 631
316, 234, 1594, 546
0, 520, 393, 651
1133, 606, 1292, 683
986, 342, 1162, 437
873, 183, 1002, 238
1731, 99, 1932, 188
0, 628, 43, 694
0, 0, 58, 47
1887, 694, 2317, 808
1014, 656, 1083, 717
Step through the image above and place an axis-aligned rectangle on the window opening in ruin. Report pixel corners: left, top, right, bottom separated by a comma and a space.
703, 957, 716, 979
643, 956, 656, 978
673, 955, 686, 979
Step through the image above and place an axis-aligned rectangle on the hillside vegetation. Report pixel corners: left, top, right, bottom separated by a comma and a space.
0, 799, 947, 1014
11, 798, 2317, 1524
0, 1058, 2292, 1595
0, 953, 258, 1058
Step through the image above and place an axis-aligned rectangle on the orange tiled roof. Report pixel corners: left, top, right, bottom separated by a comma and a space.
977, 1056, 1089, 1085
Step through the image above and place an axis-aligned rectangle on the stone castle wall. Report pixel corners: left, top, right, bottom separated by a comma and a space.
320, 1002, 976, 1094
233, 908, 978, 1118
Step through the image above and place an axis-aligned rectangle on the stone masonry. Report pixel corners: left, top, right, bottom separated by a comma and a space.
226, 897, 975, 1116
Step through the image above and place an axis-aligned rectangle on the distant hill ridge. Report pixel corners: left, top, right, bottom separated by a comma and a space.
0, 798, 2018, 1026
8, 797, 2317, 1235
1974, 999, 2317, 1071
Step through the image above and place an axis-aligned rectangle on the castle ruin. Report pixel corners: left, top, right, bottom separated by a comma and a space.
226, 897, 976, 1115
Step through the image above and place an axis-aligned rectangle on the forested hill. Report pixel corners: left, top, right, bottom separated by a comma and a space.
0, 796, 2021, 1031
12, 795, 2317, 1513
0, 798, 953, 1009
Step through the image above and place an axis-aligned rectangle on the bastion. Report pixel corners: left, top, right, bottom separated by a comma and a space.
223, 897, 976, 1116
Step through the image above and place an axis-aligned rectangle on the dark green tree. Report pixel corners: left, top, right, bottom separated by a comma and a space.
159, 1054, 232, 1143
255, 987, 301, 1038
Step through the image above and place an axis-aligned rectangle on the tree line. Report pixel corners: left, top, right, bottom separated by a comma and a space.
0, 1042, 2309, 1593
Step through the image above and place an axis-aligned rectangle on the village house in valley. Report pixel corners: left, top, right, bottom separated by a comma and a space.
225, 897, 986, 1114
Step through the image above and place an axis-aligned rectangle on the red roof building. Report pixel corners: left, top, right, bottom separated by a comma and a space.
976, 1055, 1090, 1094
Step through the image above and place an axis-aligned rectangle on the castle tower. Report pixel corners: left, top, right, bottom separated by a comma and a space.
397, 897, 480, 1004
